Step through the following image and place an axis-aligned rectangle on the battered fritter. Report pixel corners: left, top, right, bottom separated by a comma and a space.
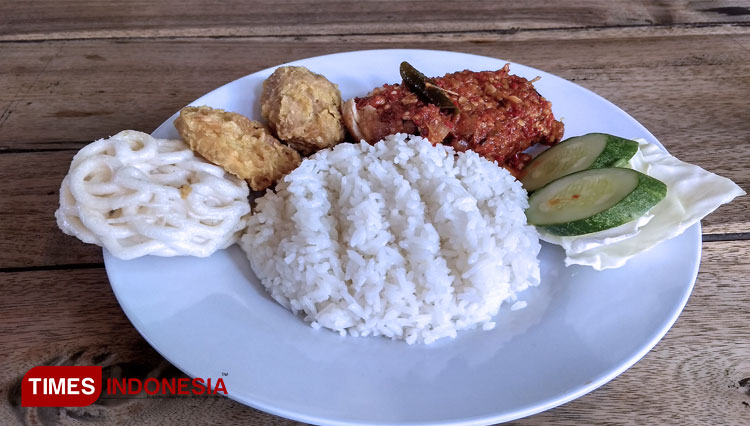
261, 66, 345, 155
174, 106, 301, 191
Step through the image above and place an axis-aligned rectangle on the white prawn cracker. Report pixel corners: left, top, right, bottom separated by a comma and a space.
55, 130, 251, 259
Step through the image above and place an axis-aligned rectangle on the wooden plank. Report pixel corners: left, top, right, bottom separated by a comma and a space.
0, 143, 746, 269
0, 151, 103, 269
1, 31, 747, 268
1, 240, 748, 424
1, 0, 749, 41
2, 28, 749, 150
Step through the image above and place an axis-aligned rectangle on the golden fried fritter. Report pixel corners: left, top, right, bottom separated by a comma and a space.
174, 106, 301, 191
261, 66, 345, 155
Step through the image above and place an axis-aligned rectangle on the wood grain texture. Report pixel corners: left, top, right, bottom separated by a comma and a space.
1, 240, 748, 425
0, 145, 746, 269
2, 26, 750, 151
0, 151, 102, 269
1, 0, 749, 41
1, 27, 747, 269
3, 1, 750, 424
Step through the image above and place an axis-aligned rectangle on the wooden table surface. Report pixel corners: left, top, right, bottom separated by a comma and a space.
2, 1, 749, 424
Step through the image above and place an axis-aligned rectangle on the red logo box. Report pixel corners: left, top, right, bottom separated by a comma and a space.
22, 366, 102, 407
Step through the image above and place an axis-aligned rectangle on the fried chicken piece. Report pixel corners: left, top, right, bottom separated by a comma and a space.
261, 66, 345, 155
174, 106, 301, 191
343, 65, 564, 174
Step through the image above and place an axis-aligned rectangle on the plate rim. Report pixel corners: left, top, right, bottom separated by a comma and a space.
104, 48, 702, 426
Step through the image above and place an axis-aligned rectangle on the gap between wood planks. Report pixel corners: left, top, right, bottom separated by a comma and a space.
1, 21, 749, 43
0, 263, 104, 274
1, 238, 748, 274
0, 146, 88, 154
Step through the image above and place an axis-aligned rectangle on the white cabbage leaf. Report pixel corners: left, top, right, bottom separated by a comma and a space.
538, 139, 745, 270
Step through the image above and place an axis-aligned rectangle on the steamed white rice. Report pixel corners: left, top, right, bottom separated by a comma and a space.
240, 134, 541, 344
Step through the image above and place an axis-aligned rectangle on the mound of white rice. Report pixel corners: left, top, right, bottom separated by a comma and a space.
240, 134, 541, 344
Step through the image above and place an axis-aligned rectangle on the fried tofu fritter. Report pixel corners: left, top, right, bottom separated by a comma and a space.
174, 106, 301, 191
261, 66, 345, 155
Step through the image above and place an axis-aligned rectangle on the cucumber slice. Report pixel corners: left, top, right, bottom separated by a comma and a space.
521, 133, 639, 191
526, 168, 667, 236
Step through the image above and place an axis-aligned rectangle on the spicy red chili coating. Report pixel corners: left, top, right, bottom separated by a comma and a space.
348, 64, 564, 174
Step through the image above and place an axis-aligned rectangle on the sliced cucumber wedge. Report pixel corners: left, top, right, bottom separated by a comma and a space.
520, 133, 639, 191
526, 168, 667, 236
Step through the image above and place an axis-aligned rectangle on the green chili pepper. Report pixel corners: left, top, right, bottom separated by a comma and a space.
400, 61, 459, 115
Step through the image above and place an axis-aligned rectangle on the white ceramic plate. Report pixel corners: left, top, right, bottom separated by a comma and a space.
104, 49, 701, 425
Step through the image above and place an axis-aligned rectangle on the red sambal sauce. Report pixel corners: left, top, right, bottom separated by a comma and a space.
352, 65, 564, 174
